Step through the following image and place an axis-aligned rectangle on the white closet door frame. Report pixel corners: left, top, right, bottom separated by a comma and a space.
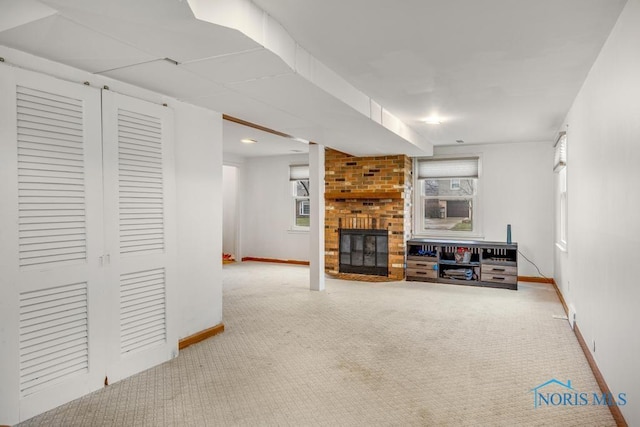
0, 65, 106, 424
101, 90, 178, 384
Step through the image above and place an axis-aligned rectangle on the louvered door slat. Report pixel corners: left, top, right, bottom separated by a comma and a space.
20, 223, 85, 234
121, 287, 164, 303
19, 234, 85, 246
120, 237, 163, 246
18, 164, 83, 176
20, 208, 85, 217
120, 293, 165, 311
20, 331, 88, 365
18, 111, 83, 130
20, 297, 86, 320
121, 324, 165, 345
21, 325, 88, 360
18, 87, 84, 110
20, 316, 87, 340
18, 119, 84, 138
20, 283, 85, 306
119, 163, 162, 175
19, 134, 82, 149
17, 98, 84, 117
18, 125, 83, 141
119, 227, 163, 236
19, 229, 84, 240
119, 168, 162, 177
121, 305, 164, 323
121, 332, 166, 354
20, 216, 85, 226
21, 349, 87, 380
120, 186, 163, 195
19, 141, 85, 157
120, 211, 163, 218
21, 360, 88, 396
19, 148, 83, 163
20, 307, 88, 333
119, 143, 162, 157
17, 103, 84, 123
118, 113, 161, 128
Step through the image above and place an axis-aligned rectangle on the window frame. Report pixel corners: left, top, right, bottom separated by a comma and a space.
290, 164, 310, 231
298, 199, 310, 216
555, 132, 568, 251
413, 156, 483, 239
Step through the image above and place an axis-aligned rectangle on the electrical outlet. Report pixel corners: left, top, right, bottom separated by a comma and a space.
568, 304, 576, 329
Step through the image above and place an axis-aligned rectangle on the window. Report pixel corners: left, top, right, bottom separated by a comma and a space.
290, 164, 310, 229
555, 132, 568, 250
416, 157, 480, 236
558, 168, 568, 247
299, 200, 310, 216
554, 132, 567, 172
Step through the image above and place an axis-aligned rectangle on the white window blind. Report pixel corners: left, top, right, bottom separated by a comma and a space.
554, 132, 567, 172
289, 164, 309, 181
417, 157, 479, 179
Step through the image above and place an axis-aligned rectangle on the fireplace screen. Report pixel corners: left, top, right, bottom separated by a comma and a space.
339, 229, 388, 276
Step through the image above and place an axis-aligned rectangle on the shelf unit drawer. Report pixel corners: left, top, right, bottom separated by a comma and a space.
406, 268, 437, 279
481, 273, 517, 285
481, 264, 517, 276
407, 259, 437, 270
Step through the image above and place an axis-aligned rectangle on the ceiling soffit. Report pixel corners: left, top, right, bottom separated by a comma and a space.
0, 0, 433, 156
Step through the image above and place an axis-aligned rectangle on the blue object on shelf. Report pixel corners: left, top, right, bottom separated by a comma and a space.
506, 224, 512, 244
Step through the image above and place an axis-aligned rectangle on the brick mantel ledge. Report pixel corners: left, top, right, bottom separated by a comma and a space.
324, 191, 404, 200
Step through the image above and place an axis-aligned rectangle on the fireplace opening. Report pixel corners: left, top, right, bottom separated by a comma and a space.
339, 229, 388, 276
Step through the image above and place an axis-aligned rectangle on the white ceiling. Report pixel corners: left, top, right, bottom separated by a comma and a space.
0, 0, 628, 158
223, 119, 308, 159
253, 0, 628, 145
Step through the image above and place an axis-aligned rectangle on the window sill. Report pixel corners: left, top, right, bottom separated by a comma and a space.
414, 232, 485, 241
288, 228, 309, 234
556, 242, 568, 253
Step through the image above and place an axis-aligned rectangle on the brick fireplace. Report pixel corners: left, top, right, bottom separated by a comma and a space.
324, 149, 412, 281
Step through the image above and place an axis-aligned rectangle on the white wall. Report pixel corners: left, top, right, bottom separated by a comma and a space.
240, 154, 310, 261
434, 142, 554, 277
556, 0, 640, 424
174, 102, 223, 338
223, 165, 238, 257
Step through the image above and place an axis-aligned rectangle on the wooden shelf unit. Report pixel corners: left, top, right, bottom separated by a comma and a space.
406, 238, 518, 290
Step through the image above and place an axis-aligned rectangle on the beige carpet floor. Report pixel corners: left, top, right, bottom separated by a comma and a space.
19, 262, 615, 426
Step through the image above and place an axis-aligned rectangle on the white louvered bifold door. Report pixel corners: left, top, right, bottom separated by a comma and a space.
101, 91, 177, 384
0, 66, 106, 424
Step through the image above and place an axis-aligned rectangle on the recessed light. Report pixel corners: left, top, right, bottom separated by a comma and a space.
423, 117, 442, 125
456, 139, 465, 144
241, 138, 257, 144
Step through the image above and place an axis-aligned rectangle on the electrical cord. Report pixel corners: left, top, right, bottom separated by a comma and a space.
517, 249, 548, 279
